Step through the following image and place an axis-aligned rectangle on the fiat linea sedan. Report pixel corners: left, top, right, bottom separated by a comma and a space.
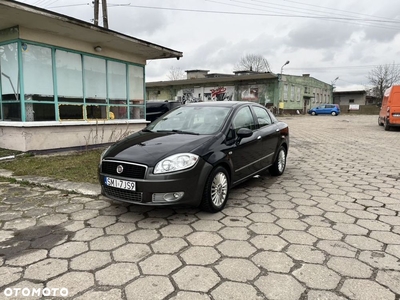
99, 101, 289, 212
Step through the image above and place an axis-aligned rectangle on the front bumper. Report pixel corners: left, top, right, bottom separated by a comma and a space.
99, 158, 213, 207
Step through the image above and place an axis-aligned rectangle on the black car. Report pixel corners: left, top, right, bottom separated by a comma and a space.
99, 101, 289, 212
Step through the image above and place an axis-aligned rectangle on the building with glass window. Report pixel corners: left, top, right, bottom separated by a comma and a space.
147, 70, 333, 115
0, 1, 182, 152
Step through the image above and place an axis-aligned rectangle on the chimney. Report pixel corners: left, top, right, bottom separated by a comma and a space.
302, 74, 310, 77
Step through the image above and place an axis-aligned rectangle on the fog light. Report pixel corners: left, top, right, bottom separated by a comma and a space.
152, 192, 184, 202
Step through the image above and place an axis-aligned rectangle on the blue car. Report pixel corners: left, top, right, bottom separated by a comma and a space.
308, 104, 340, 116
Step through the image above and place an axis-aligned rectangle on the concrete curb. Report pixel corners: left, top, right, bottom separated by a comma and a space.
0, 169, 101, 196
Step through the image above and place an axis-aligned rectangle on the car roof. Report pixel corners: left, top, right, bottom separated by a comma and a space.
185, 101, 258, 108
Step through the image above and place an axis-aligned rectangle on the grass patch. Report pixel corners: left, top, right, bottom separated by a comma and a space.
0, 149, 104, 184
0, 148, 22, 157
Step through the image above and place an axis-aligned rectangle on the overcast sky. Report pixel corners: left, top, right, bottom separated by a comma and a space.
16, 0, 400, 90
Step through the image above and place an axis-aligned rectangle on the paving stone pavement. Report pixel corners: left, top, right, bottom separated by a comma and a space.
0, 114, 400, 300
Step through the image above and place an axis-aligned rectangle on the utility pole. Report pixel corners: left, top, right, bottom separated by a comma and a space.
102, 0, 109, 29
93, 0, 99, 26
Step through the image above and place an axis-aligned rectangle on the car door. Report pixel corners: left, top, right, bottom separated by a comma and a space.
252, 105, 281, 168
227, 106, 261, 183
319, 105, 328, 114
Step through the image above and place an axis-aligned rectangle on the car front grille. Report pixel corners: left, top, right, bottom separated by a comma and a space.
103, 186, 143, 203
101, 160, 146, 179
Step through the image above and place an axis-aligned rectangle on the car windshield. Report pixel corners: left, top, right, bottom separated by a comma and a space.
147, 106, 231, 135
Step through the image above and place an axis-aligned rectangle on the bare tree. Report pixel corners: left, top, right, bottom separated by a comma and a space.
235, 54, 271, 72
167, 67, 186, 81
367, 63, 400, 100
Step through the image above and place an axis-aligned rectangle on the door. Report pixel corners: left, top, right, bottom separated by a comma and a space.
252, 106, 281, 168
227, 106, 261, 183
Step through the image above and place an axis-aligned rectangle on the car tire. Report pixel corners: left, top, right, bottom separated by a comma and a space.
384, 118, 391, 131
378, 117, 384, 126
331, 111, 337, 116
311, 112, 316, 116
269, 146, 287, 176
200, 166, 229, 213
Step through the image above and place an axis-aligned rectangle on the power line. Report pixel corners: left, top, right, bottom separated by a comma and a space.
44, 1, 400, 31
286, 63, 400, 71
204, 0, 400, 30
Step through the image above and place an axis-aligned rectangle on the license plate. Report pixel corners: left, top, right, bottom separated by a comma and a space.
104, 177, 136, 191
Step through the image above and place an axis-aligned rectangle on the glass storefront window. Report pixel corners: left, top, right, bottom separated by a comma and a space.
84, 56, 106, 104
22, 43, 54, 101
129, 65, 144, 119
2, 103, 21, 121
108, 60, 126, 104
59, 104, 84, 120
87, 105, 107, 119
56, 50, 83, 102
1, 43, 19, 101
129, 65, 144, 101
1, 40, 145, 122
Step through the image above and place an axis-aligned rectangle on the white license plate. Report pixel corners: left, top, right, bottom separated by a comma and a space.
105, 177, 136, 191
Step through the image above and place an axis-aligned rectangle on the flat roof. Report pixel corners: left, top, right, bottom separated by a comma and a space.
147, 73, 279, 87
0, 1, 182, 60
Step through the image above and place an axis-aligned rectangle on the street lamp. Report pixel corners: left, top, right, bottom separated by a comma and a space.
277, 60, 290, 115
331, 77, 339, 105
281, 60, 290, 75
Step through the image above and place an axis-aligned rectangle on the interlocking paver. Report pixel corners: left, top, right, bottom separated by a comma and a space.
113, 243, 152, 262
70, 251, 111, 271
140, 254, 182, 275
280, 230, 318, 245
293, 263, 341, 289
6, 249, 47, 266
172, 266, 220, 292
317, 240, 357, 257
252, 251, 294, 272
24, 258, 68, 280
180, 246, 220, 265
255, 273, 305, 300
217, 240, 257, 257
46, 271, 94, 297
340, 279, 395, 300
250, 235, 288, 251
376, 270, 400, 294
327, 257, 373, 278
95, 263, 140, 285
1, 115, 400, 299
285, 244, 326, 263
186, 232, 222, 246
211, 281, 263, 300
49, 241, 88, 258
359, 251, 400, 270
125, 276, 174, 300
151, 237, 188, 253
345, 235, 384, 251
215, 258, 260, 281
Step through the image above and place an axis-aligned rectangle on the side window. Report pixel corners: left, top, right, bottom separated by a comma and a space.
253, 106, 272, 127
232, 106, 256, 132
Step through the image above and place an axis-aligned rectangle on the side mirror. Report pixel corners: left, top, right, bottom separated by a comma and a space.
236, 128, 253, 145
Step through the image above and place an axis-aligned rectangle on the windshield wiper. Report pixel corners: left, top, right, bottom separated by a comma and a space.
156, 129, 199, 135
142, 128, 153, 132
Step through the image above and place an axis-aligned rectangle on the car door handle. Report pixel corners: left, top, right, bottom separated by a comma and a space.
257, 136, 261, 140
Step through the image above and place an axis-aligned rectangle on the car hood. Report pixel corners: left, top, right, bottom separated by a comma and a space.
103, 130, 213, 166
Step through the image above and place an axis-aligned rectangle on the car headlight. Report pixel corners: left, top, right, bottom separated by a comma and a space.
154, 153, 199, 174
